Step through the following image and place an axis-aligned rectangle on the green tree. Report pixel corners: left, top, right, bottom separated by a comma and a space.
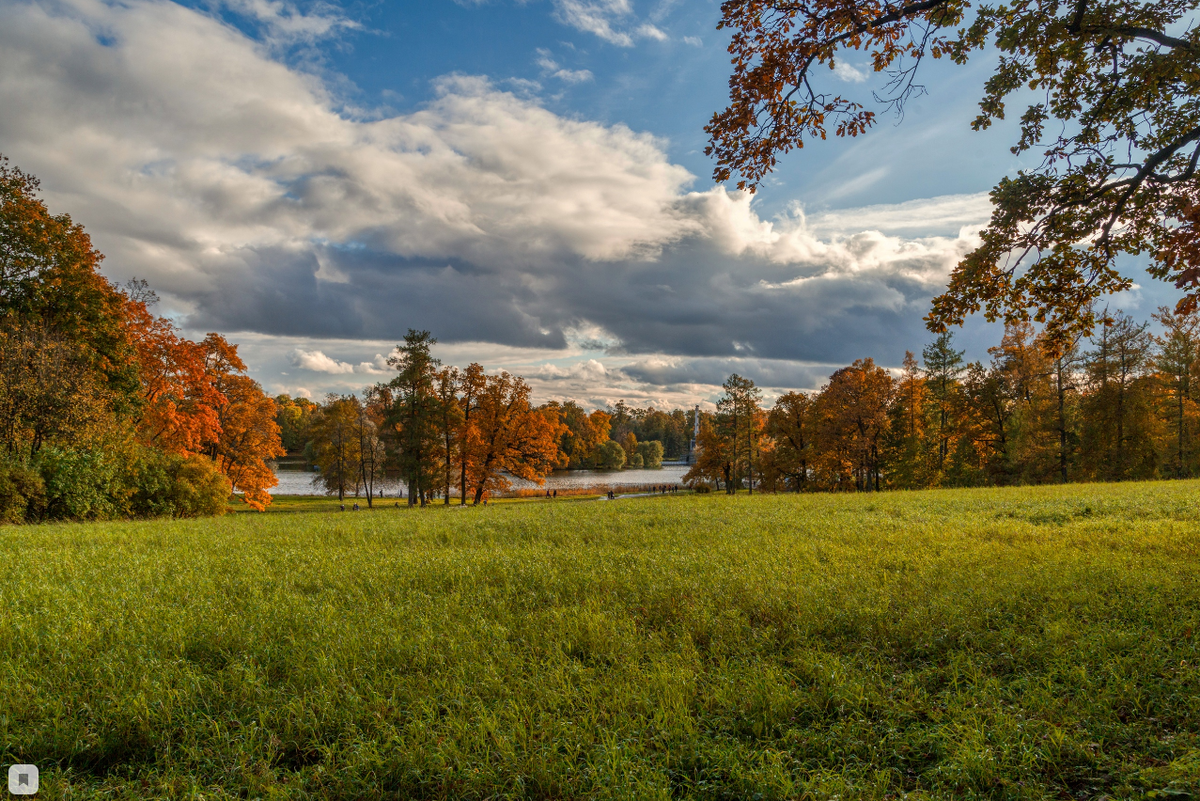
922, 332, 965, 475
386, 330, 441, 506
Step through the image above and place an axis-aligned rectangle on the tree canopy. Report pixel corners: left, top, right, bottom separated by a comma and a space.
706, 0, 1200, 345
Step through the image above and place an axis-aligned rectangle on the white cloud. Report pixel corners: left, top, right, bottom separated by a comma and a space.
234, 0, 356, 40
535, 49, 594, 83
291, 348, 389, 374
636, 23, 667, 41
682, 35, 701, 46
550, 0, 667, 46
833, 61, 868, 83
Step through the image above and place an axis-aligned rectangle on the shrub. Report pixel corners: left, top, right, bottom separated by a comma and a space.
636, 440, 664, 469
169, 455, 231, 518
628, 452, 644, 469
0, 461, 45, 524
127, 449, 230, 519
35, 446, 119, 521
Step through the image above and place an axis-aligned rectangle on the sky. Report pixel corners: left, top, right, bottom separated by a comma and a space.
0, 0, 1177, 408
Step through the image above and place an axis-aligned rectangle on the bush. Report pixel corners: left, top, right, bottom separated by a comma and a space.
594, 440, 626, 470
628, 452, 644, 469
35, 446, 119, 521
169, 455, 231, 518
127, 450, 230, 519
636, 440, 664, 469
0, 461, 45, 524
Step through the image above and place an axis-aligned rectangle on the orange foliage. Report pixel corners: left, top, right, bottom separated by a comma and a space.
125, 297, 223, 455
464, 372, 565, 504
208, 374, 284, 511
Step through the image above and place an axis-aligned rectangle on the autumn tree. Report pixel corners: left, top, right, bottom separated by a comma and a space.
986, 322, 1058, 482
765, 390, 816, 491
124, 287, 223, 456
275, 394, 320, 454
310, 395, 360, 502
557, 402, 612, 468
1151, 306, 1200, 476
207, 375, 284, 510
464, 372, 563, 503
682, 413, 731, 490
814, 359, 894, 491
0, 324, 115, 456
885, 352, 930, 488
706, 2, 1200, 345
0, 156, 139, 407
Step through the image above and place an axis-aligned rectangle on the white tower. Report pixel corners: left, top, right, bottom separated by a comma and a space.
688, 404, 700, 463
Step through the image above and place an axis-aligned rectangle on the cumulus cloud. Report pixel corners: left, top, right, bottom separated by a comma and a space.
0, 0, 994, 400
291, 348, 389, 374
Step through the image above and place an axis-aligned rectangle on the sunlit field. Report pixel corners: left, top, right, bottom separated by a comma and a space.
3, 482, 1200, 799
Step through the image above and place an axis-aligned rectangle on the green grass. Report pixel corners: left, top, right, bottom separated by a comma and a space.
3, 482, 1200, 799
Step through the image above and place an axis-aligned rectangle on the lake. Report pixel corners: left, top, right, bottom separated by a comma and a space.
270, 464, 692, 497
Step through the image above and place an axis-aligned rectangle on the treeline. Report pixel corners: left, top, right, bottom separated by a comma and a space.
687, 313, 1200, 492
0, 157, 284, 522
273, 332, 686, 505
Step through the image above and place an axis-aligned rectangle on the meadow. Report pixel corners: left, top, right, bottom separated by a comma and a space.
2, 482, 1199, 800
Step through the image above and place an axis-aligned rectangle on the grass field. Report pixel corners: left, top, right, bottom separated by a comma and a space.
3, 482, 1200, 799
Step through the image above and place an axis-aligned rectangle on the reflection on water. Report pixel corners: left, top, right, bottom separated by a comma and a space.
270, 464, 691, 497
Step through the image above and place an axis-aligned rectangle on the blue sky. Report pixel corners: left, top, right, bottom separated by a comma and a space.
0, 0, 1174, 407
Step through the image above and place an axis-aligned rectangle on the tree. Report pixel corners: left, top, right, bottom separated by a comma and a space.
125, 289, 223, 457
557, 402, 612, 468
594, 439, 627, 470
456, 363, 486, 505
989, 322, 1057, 482
1079, 311, 1158, 480
922, 333, 965, 474
387, 330, 441, 506
1151, 306, 1200, 476
275, 394, 319, 454
310, 395, 360, 502
714, 374, 763, 493
636, 440, 664, 469
706, 2, 1200, 345
433, 367, 464, 504
355, 391, 386, 507
464, 372, 563, 503
683, 414, 731, 490
766, 391, 816, 491
814, 359, 894, 491
885, 352, 931, 488
207, 375, 284, 511
0, 323, 115, 456
0, 156, 140, 407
